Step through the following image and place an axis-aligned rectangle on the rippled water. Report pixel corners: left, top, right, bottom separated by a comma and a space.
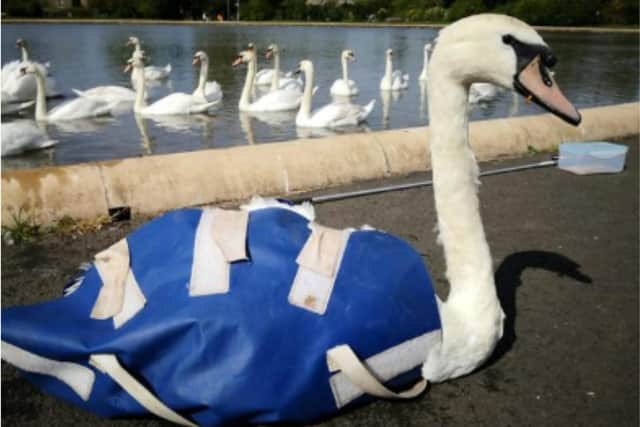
1, 23, 638, 169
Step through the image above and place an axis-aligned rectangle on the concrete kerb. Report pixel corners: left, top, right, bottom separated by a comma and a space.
2, 102, 638, 227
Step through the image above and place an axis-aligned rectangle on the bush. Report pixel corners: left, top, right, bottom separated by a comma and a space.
447, 0, 486, 21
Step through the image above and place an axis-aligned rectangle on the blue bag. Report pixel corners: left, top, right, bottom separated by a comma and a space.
1, 200, 442, 426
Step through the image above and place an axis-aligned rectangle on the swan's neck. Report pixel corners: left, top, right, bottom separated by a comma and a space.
270, 52, 280, 92
384, 55, 392, 83
133, 67, 147, 112
297, 67, 314, 122
420, 51, 429, 80
196, 59, 209, 96
134, 43, 142, 54
32, 69, 48, 120
239, 57, 256, 110
20, 46, 29, 62
422, 64, 503, 382
342, 56, 349, 82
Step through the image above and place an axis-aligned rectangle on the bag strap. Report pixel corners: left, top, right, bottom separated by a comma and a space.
89, 354, 197, 427
327, 344, 427, 400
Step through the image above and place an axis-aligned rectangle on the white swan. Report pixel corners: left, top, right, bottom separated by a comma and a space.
2, 39, 59, 102
233, 46, 303, 113
264, 44, 303, 92
380, 48, 409, 91
21, 63, 115, 122
468, 82, 500, 104
330, 49, 359, 97
127, 55, 219, 116
1, 120, 57, 156
418, 43, 432, 82
420, 14, 580, 382
71, 86, 139, 103
296, 59, 375, 128
127, 36, 172, 81
192, 51, 223, 104
1, 97, 35, 116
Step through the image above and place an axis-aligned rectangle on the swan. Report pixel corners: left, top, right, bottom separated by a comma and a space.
127, 55, 219, 116
192, 51, 223, 104
1, 97, 35, 116
127, 36, 172, 81
21, 63, 115, 122
379, 48, 409, 91
233, 46, 303, 113
0, 14, 583, 426
418, 43, 432, 82
1, 119, 57, 156
71, 86, 140, 103
330, 49, 359, 97
2, 39, 59, 102
296, 59, 375, 128
264, 44, 303, 92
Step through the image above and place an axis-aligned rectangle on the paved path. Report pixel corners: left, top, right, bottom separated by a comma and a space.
2, 137, 638, 426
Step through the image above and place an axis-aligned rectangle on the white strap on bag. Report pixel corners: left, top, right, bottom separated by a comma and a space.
89, 354, 197, 427
327, 344, 427, 404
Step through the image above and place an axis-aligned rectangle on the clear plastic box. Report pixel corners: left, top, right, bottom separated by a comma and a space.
558, 142, 629, 175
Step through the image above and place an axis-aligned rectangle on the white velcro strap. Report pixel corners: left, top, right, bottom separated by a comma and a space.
289, 224, 352, 315
190, 209, 231, 296
2, 341, 95, 401
211, 208, 249, 262
327, 344, 427, 407
296, 223, 344, 277
89, 354, 197, 427
91, 239, 146, 328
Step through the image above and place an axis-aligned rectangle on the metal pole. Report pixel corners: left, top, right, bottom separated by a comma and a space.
237, 0, 240, 21
305, 159, 558, 204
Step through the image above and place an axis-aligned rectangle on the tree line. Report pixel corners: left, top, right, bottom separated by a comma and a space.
2, 0, 638, 26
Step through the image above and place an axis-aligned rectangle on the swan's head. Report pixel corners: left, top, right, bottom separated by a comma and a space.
424, 43, 432, 54
295, 59, 314, 76
232, 48, 255, 67
265, 44, 279, 60
385, 48, 393, 59
431, 14, 580, 125
193, 51, 209, 66
341, 49, 355, 61
16, 38, 27, 49
127, 36, 140, 47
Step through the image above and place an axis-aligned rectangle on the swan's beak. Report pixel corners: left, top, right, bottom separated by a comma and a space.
265, 50, 273, 60
124, 63, 132, 73
514, 56, 581, 126
192, 57, 200, 66
232, 56, 244, 67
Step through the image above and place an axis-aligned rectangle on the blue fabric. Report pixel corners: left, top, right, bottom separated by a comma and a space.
2, 207, 441, 426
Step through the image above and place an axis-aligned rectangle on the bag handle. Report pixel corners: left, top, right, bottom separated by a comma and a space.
89, 354, 197, 427
327, 344, 427, 400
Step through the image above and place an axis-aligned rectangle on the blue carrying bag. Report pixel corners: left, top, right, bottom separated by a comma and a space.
1, 200, 442, 426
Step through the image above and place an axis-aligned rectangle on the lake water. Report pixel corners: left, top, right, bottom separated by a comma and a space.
1, 23, 638, 169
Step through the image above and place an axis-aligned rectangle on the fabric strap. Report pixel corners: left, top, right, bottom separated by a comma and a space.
327, 344, 427, 401
89, 354, 197, 427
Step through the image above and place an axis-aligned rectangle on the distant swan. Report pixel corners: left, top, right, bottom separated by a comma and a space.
127, 36, 172, 81
264, 44, 302, 92
1, 38, 59, 102
1, 119, 57, 156
330, 49, 359, 97
380, 48, 409, 91
233, 46, 303, 113
296, 59, 374, 128
192, 51, 223, 104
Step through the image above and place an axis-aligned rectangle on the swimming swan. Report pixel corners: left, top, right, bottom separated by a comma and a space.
2, 39, 59, 102
1, 119, 57, 156
264, 44, 303, 92
127, 55, 219, 116
192, 51, 223, 104
233, 46, 303, 113
330, 49, 359, 97
21, 63, 115, 122
296, 59, 374, 128
380, 48, 409, 91
126, 36, 172, 81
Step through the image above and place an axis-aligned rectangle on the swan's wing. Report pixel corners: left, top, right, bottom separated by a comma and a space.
1, 100, 35, 115
249, 88, 302, 112
254, 69, 276, 86
1, 120, 57, 156
143, 93, 194, 115
204, 81, 223, 101
48, 97, 113, 121
144, 64, 171, 80
72, 86, 136, 101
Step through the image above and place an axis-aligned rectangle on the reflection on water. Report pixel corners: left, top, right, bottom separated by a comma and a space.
1, 23, 638, 169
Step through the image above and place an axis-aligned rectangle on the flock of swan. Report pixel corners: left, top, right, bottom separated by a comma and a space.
0, 34, 500, 158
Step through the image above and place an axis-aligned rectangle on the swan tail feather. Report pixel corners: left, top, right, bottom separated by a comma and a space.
360, 99, 376, 120
71, 88, 85, 97
190, 99, 220, 114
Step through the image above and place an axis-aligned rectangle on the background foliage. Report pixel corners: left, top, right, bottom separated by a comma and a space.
2, 0, 638, 25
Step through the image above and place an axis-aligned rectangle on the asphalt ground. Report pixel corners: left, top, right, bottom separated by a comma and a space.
2, 136, 638, 427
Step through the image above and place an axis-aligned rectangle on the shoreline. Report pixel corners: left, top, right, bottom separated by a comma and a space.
2, 18, 638, 33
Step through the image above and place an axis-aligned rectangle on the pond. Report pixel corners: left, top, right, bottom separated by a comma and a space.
1, 23, 638, 169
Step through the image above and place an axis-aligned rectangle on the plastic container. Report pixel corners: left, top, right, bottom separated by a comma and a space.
558, 142, 629, 175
